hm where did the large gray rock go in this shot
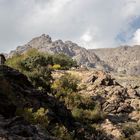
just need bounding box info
[0,115,57,140]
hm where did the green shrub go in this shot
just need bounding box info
[72,107,84,119]
[16,107,49,128]
[6,49,53,91]
[6,54,24,72]
[52,73,106,123]
[49,124,74,140]
[52,53,77,70]
[72,102,106,123]
[59,73,79,91]
[6,50,77,91]
[52,64,61,70]
[122,122,140,138]
[52,73,79,92]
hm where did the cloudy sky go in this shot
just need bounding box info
[0,0,140,53]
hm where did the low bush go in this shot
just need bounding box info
[122,122,140,138]
[52,64,61,70]
[16,107,49,128]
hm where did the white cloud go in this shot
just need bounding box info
[81,31,92,42]
[131,28,140,44]
[0,0,140,52]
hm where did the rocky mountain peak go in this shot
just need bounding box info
[8,34,110,71]
[8,34,140,75]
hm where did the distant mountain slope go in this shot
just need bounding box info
[90,46,140,75]
[8,34,140,75]
[9,34,110,71]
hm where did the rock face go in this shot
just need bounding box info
[0,115,57,140]
[8,34,111,71]
[91,46,140,75]
[78,70,140,139]
[81,71,137,115]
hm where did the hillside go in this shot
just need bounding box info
[1,65,111,140]
[8,34,140,75]
[0,65,76,139]
[53,69,140,139]
[2,44,139,140]
[91,46,140,75]
[8,34,111,71]
[0,64,140,139]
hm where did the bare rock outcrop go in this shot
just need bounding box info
[79,70,140,139]
[0,115,57,140]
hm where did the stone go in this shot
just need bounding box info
[0,116,57,140]
[101,119,123,139]
[130,99,140,110]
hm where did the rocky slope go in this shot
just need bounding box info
[0,65,112,140]
[66,70,140,139]
[9,34,111,71]
[0,65,76,139]
[0,64,139,139]
[91,45,140,75]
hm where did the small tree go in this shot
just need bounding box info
[52,53,77,70]
[6,49,53,92]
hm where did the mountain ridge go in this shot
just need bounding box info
[9,34,111,71]
[91,45,140,75]
[8,34,140,75]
